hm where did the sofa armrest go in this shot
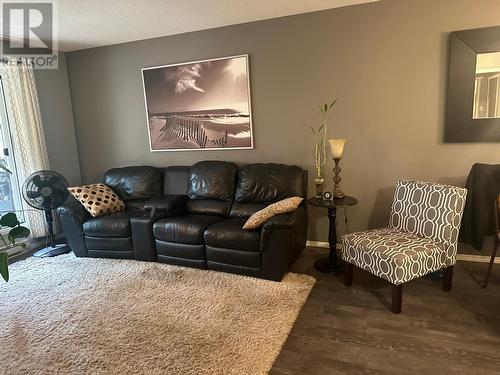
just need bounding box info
[56,198,90,257]
[130,216,157,262]
[57,198,90,226]
[261,209,300,232]
[260,207,307,281]
[144,195,187,218]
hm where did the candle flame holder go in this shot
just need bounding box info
[332,158,345,199]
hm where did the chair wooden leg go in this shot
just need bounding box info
[344,262,353,286]
[391,284,402,314]
[443,265,454,292]
[483,239,499,290]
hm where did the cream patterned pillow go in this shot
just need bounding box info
[243,196,303,230]
[68,183,124,217]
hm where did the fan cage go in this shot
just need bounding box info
[22,170,69,210]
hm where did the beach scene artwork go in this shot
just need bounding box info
[142,55,253,151]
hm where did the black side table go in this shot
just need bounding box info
[308,196,358,274]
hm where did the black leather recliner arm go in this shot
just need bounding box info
[57,198,91,257]
[144,194,188,219]
[130,216,157,262]
[260,206,307,281]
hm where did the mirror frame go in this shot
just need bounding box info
[445,26,500,142]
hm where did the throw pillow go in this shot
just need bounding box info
[68,183,124,217]
[243,196,303,230]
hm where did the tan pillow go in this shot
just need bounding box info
[68,183,124,217]
[243,196,303,230]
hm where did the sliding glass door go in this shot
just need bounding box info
[0,76,24,224]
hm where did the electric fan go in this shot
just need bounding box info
[22,170,71,257]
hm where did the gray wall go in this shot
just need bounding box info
[65,0,500,242]
[35,53,81,185]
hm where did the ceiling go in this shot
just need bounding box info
[8,0,377,52]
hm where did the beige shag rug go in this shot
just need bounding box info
[0,254,314,374]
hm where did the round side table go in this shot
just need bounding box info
[308,196,358,274]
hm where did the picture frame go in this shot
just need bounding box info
[141,54,254,151]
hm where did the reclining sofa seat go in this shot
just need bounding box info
[152,161,308,280]
[204,162,308,279]
[57,161,308,281]
[57,166,166,259]
[152,161,237,269]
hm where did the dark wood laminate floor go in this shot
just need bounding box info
[270,247,500,375]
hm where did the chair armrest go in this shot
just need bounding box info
[144,195,187,218]
[56,198,90,225]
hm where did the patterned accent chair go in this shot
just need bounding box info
[342,180,467,314]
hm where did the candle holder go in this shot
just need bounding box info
[328,139,346,199]
[332,158,345,198]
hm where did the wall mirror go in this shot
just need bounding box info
[445,26,500,142]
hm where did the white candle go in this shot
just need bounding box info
[329,139,346,159]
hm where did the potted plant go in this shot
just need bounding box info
[310,99,337,198]
[0,212,30,282]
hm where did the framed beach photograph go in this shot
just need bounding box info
[141,54,254,151]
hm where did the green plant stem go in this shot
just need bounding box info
[322,113,327,172]
[0,233,9,249]
[311,99,337,179]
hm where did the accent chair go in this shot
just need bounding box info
[341,180,467,314]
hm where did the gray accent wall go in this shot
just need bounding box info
[65,0,500,242]
[35,53,81,185]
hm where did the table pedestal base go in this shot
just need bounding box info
[314,256,344,274]
[307,196,358,276]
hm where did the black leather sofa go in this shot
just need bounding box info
[57,161,308,281]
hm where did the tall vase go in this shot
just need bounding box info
[314,178,324,199]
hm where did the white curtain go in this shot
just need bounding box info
[3,58,50,237]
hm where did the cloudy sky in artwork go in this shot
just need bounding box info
[143,56,249,114]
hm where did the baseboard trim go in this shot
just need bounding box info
[456,254,500,264]
[306,240,331,249]
[306,240,499,264]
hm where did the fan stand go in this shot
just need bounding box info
[33,210,71,258]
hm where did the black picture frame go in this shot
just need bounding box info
[445,26,500,142]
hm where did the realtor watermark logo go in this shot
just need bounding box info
[1,2,58,69]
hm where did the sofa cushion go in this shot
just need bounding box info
[342,228,446,285]
[153,215,225,245]
[68,183,125,217]
[186,200,232,217]
[204,218,261,251]
[243,197,303,229]
[82,211,143,237]
[104,166,162,201]
[163,166,190,195]
[235,163,307,203]
[188,161,238,201]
